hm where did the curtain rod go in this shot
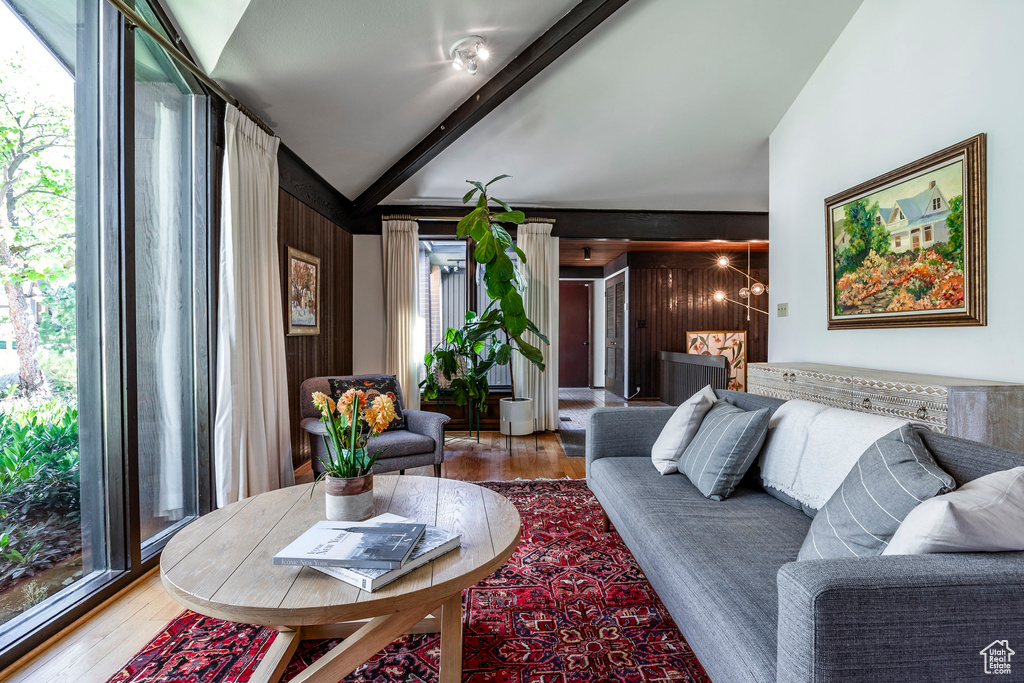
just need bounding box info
[382,215,556,224]
[104,0,275,137]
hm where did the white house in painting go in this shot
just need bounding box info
[876,180,951,253]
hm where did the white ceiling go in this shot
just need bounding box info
[162,0,862,211]
[163,0,580,198]
[386,0,863,210]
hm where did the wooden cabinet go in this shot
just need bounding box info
[748,362,1024,453]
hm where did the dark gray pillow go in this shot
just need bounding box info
[798,424,956,561]
[678,400,771,501]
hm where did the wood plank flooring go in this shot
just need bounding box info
[0,431,581,683]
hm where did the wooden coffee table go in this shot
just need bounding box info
[160,475,521,683]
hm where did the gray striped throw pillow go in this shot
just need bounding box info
[798,424,956,561]
[678,400,771,500]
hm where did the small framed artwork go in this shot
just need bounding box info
[825,134,986,329]
[287,246,320,336]
[687,331,747,392]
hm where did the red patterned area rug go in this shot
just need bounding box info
[107,480,710,683]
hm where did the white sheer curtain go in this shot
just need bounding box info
[382,219,421,410]
[152,102,184,521]
[214,105,293,507]
[513,222,559,431]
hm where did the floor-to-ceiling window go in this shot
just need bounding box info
[0,0,212,666]
[132,0,205,550]
[0,0,98,629]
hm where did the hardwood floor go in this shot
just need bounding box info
[0,431,581,683]
[558,387,666,431]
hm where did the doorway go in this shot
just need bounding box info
[558,281,591,387]
[604,272,626,397]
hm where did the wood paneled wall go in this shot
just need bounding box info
[279,189,353,466]
[624,251,769,399]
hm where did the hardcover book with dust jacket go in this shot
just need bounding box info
[312,513,462,591]
[273,518,426,569]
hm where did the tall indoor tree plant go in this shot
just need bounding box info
[456,176,549,435]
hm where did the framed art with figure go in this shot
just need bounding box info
[287,246,320,336]
[825,134,986,329]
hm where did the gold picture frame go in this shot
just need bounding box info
[825,134,986,329]
[286,246,320,336]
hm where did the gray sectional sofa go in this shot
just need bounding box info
[586,389,1024,683]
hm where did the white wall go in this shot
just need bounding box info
[352,235,386,374]
[769,0,1024,382]
[592,281,606,387]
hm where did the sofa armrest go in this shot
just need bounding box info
[403,410,451,465]
[776,552,1024,682]
[585,406,676,478]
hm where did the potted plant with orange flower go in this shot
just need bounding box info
[311,389,398,521]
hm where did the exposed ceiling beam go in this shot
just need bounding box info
[352,0,632,216]
[358,205,769,241]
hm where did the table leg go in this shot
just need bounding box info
[249,627,302,683]
[439,593,464,683]
[288,599,445,683]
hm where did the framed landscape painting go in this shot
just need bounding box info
[687,331,747,392]
[287,246,320,336]
[825,134,986,329]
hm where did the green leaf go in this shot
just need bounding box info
[500,290,525,317]
[462,187,479,204]
[475,235,496,264]
[512,246,526,262]
[490,253,515,282]
[485,174,511,186]
[467,180,486,194]
[491,210,525,225]
[514,336,545,371]
[525,319,550,345]
[494,343,512,365]
[469,218,488,242]
[456,208,484,238]
[492,198,512,212]
[504,311,528,336]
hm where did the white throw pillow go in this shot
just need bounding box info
[884,467,1024,555]
[651,385,717,475]
[759,399,907,509]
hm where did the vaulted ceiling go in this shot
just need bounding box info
[162,0,863,212]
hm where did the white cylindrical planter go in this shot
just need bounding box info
[500,397,534,436]
[325,474,374,521]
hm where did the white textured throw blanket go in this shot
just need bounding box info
[759,399,909,509]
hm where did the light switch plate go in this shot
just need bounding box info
[777,303,789,317]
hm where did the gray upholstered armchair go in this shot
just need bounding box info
[299,374,450,477]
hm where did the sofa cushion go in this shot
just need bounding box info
[798,424,956,561]
[678,400,770,500]
[759,399,908,511]
[590,457,810,683]
[302,417,433,460]
[328,375,406,431]
[885,466,1024,555]
[651,384,717,475]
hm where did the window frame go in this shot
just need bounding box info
[419,231,514,391]
[0,0,216,667]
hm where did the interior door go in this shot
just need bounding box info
[604,273,626,397]
[558,281,591,387]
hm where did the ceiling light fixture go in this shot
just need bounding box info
[450,35,489,75]
[712,243,768,319]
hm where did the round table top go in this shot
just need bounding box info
[160,475,521,626]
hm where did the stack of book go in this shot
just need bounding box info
[273,513,462,592]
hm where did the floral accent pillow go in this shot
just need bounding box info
[328,375,406,432]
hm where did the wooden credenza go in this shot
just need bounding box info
[748,362,1024,453]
